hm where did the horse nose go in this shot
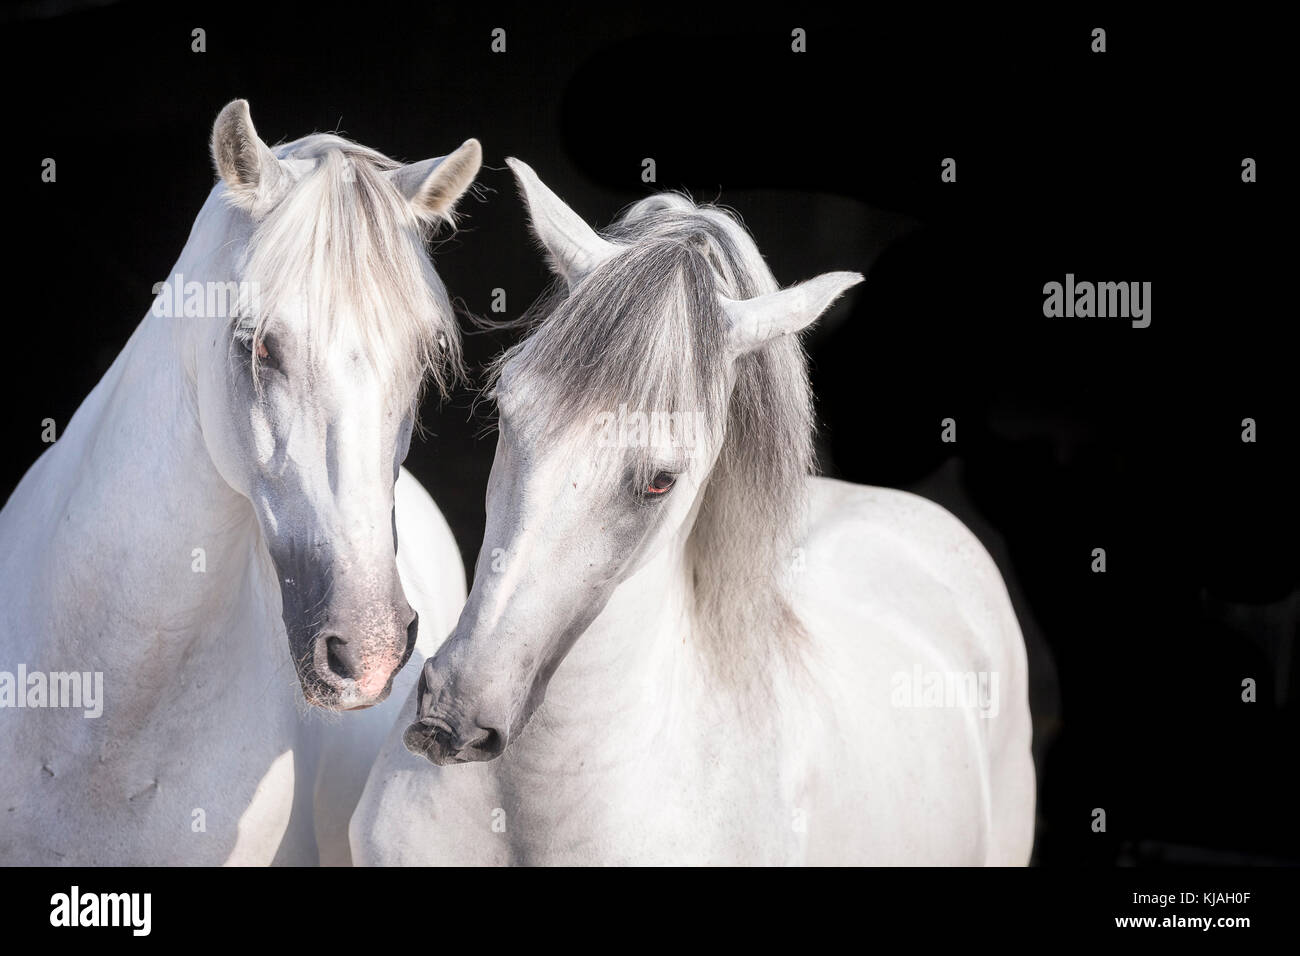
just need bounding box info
[310,601,414,690]
[312,630,391,694]
[315,631,360,685]
[403,715,504,765]
[310,630,403,708]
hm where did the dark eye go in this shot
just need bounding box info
[238,333,278,370]
[644,472,676,497]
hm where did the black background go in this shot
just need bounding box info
[0,1,1293,869]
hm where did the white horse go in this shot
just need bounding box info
[352,161,1036,866]
[0,101,476,865]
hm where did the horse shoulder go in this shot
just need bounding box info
[799,475,1025,678]
[795,476,1034,864]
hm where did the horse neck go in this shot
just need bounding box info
[518,523,771,754]
[549,537,693,702]
[29,215,274,705]
[498,521,801,847]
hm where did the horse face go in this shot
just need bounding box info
[403,157,858,760]
[193,100,479,710]
[403,381,717,763]
[201,314,421,710]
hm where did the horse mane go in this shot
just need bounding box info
[489,193,815,686]
[235,133,463,401]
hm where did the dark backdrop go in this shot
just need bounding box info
[0,2,1292,866]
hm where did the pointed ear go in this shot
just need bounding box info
[389,138,482,225]
[721,271,864,353]
[211,99,286,216]
[505,157,618,287]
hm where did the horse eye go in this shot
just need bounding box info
[239,334,275,368]
[644,472,676,497]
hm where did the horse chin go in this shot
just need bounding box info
[300,675,395,712]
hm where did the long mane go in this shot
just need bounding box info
[490,193,815,685]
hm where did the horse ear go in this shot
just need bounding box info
[505,157,618,287]
[211,99,285,216]
[721,271,864,354]
[389,138,482,225]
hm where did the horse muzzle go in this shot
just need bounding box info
[403,714,505,765]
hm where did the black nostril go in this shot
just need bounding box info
[415,663,429,704]
[469,727,504,757]
[324,634,353,681]
[405,610,419,655]
[402,716,506,764]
